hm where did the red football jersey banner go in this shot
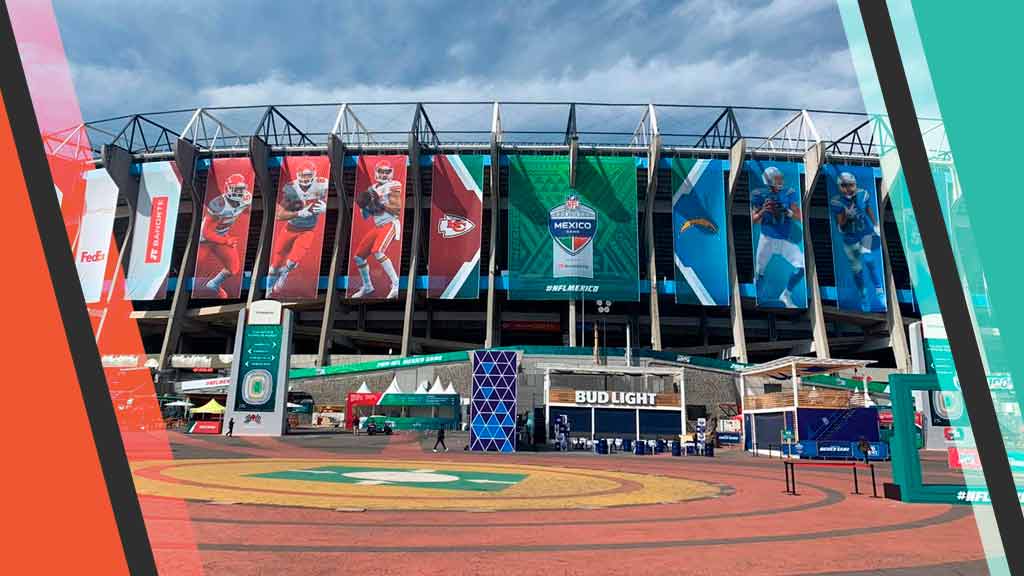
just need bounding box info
[193,158,255,299]
[428,155,484,299]
[346,155,408,300]
[266,156,330,299]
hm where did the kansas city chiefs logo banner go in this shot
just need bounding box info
[428,155,484,299]
[266,155,331,300]
[193,158,255,299]
[124,161,182,301]
[346,156,408,300]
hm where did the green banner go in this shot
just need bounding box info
[235,324,283,412]
[508,155,639,301]
[377,393,460,407]
[289,351,469,380]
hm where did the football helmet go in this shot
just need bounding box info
[762,166,784,190]
[224,173,250,203]
[297,162,317,188]
[375,161,393,184]
[838,172,857,196]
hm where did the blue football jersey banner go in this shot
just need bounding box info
[824,164,887,313]
[747,160,807,309]
[671,158,728,306]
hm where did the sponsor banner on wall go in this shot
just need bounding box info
[193,158,255,299]
[76,169,119,303]
[266,156,330,299]
[346,155,408,300]
[428,155,484,299]
[747,160,807,309]
[508,155,639,301]
[824,164,886,312]
[671,158,728,306]
[125,161,182,300]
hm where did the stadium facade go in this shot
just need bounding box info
[48,102,934,395]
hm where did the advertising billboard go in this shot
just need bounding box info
[265,155,330,299]
[192,158,255,299]
[671,158,728,306]
[124,161,182,300]
[346,155,408,300]
[428,154,484,299]
[508,155,639,301]
[824,164,886,312]
[747,160,807,309]
[76,169,119,303]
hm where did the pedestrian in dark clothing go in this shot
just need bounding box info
[226,418,235,437]
[858,437,871,465]
[433,427,448,452]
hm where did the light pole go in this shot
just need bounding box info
[596,300,611,365]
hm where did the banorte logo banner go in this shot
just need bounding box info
[824,164,887,313]
[671,158,729,306]
[747,159,808,309]
[76,169,119,303]
[266,155,330,299]
[429,154,484,299]
[124,161,182,300]
[193,157,255,299]
[507,155,639,301]
[347,155,408,300]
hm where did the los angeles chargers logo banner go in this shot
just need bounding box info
[824,164,887,313]
[671,158,728,306]
[266,155,331,300]
[346,155,408,300]
[124,161,182,300]
[508,155,639,301]
[193,158,255,299]
[428,155,484,299]
[747,160,807,309]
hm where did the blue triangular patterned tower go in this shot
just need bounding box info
[470,350,518,452]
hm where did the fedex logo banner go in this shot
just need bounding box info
[76,169,119,303]
[125,162,182,300]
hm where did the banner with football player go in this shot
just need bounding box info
[671,158,728,306]
[747,160,807,309]
[508,155,639,301]
[824,164,887,312]
[76,169,120,303]
[428,155,484,299]
[124,161,182,300]
[265,156,330,299]
[193,158,254,299]
[346,155,408,300]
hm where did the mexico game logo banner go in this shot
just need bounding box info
[429,155,484,299]
[508,155,638,301]
[266,156,330,300]
[347,155,408,300]
[124,161,182,300]
[193,158,254,299]
[747,160,807,309]
[76,169,119,303]
[671,158,728,306]
[824,164,886,313]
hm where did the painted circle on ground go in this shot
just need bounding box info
[132,458,720,511]
[342,471,459,483]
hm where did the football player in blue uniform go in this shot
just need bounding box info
[831,171,882,310]
[751,166,804,308]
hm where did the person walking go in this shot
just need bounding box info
[352,416,360,436]
[433,426,448,452]
[226,417,235,437]
[858,436,872,465]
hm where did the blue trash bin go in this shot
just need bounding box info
[686,443,695,455]
[634,441,646,455]
[598,439,608,454]
[656,439,666,454]
[705,444,714,457]
[622,438,633,452]
[671,440,681,457]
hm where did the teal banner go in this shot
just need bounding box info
[234,324,283,412]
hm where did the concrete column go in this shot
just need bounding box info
[791,362,800,442]
[679,368,687,435]
[400,130,423,357]
[802,141,830,358]
[645,136,663,350]
[246,136,277,307]
[878,171,911,372]
[316,135,349,366]
[726,138,748,362]
[158,138,201,374]
[569,299,577,346]
[96,145,140,344]
[484,103,501,349]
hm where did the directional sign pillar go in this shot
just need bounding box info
[224,300,293,436]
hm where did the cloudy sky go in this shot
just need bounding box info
[52,0,867,140]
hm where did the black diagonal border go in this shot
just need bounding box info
[0,3,157,575]
[859,0,1024,571]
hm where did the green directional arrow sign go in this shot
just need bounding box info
[235,323,283,412]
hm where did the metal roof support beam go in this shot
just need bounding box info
[316,135,351,366]
[726,137,748,362]
[331,103,376,146]
[696,107,741,149]
[157,137,202,377]
[181,107,247,152]
[485,102,501,348]
[876,120,911,371]
[801,112,830,359]
[567,103,580,345]
[643,104,662,350]
[255,105,317,148]
[401,105,428,356]
[96,144,140,345]
[246,136,278,307]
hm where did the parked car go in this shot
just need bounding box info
[364,415,394,436]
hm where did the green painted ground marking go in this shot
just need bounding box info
[250,466,527,492]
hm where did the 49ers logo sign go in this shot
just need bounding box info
[438,214,475,239]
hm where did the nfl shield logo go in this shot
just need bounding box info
[549,194,597,255]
